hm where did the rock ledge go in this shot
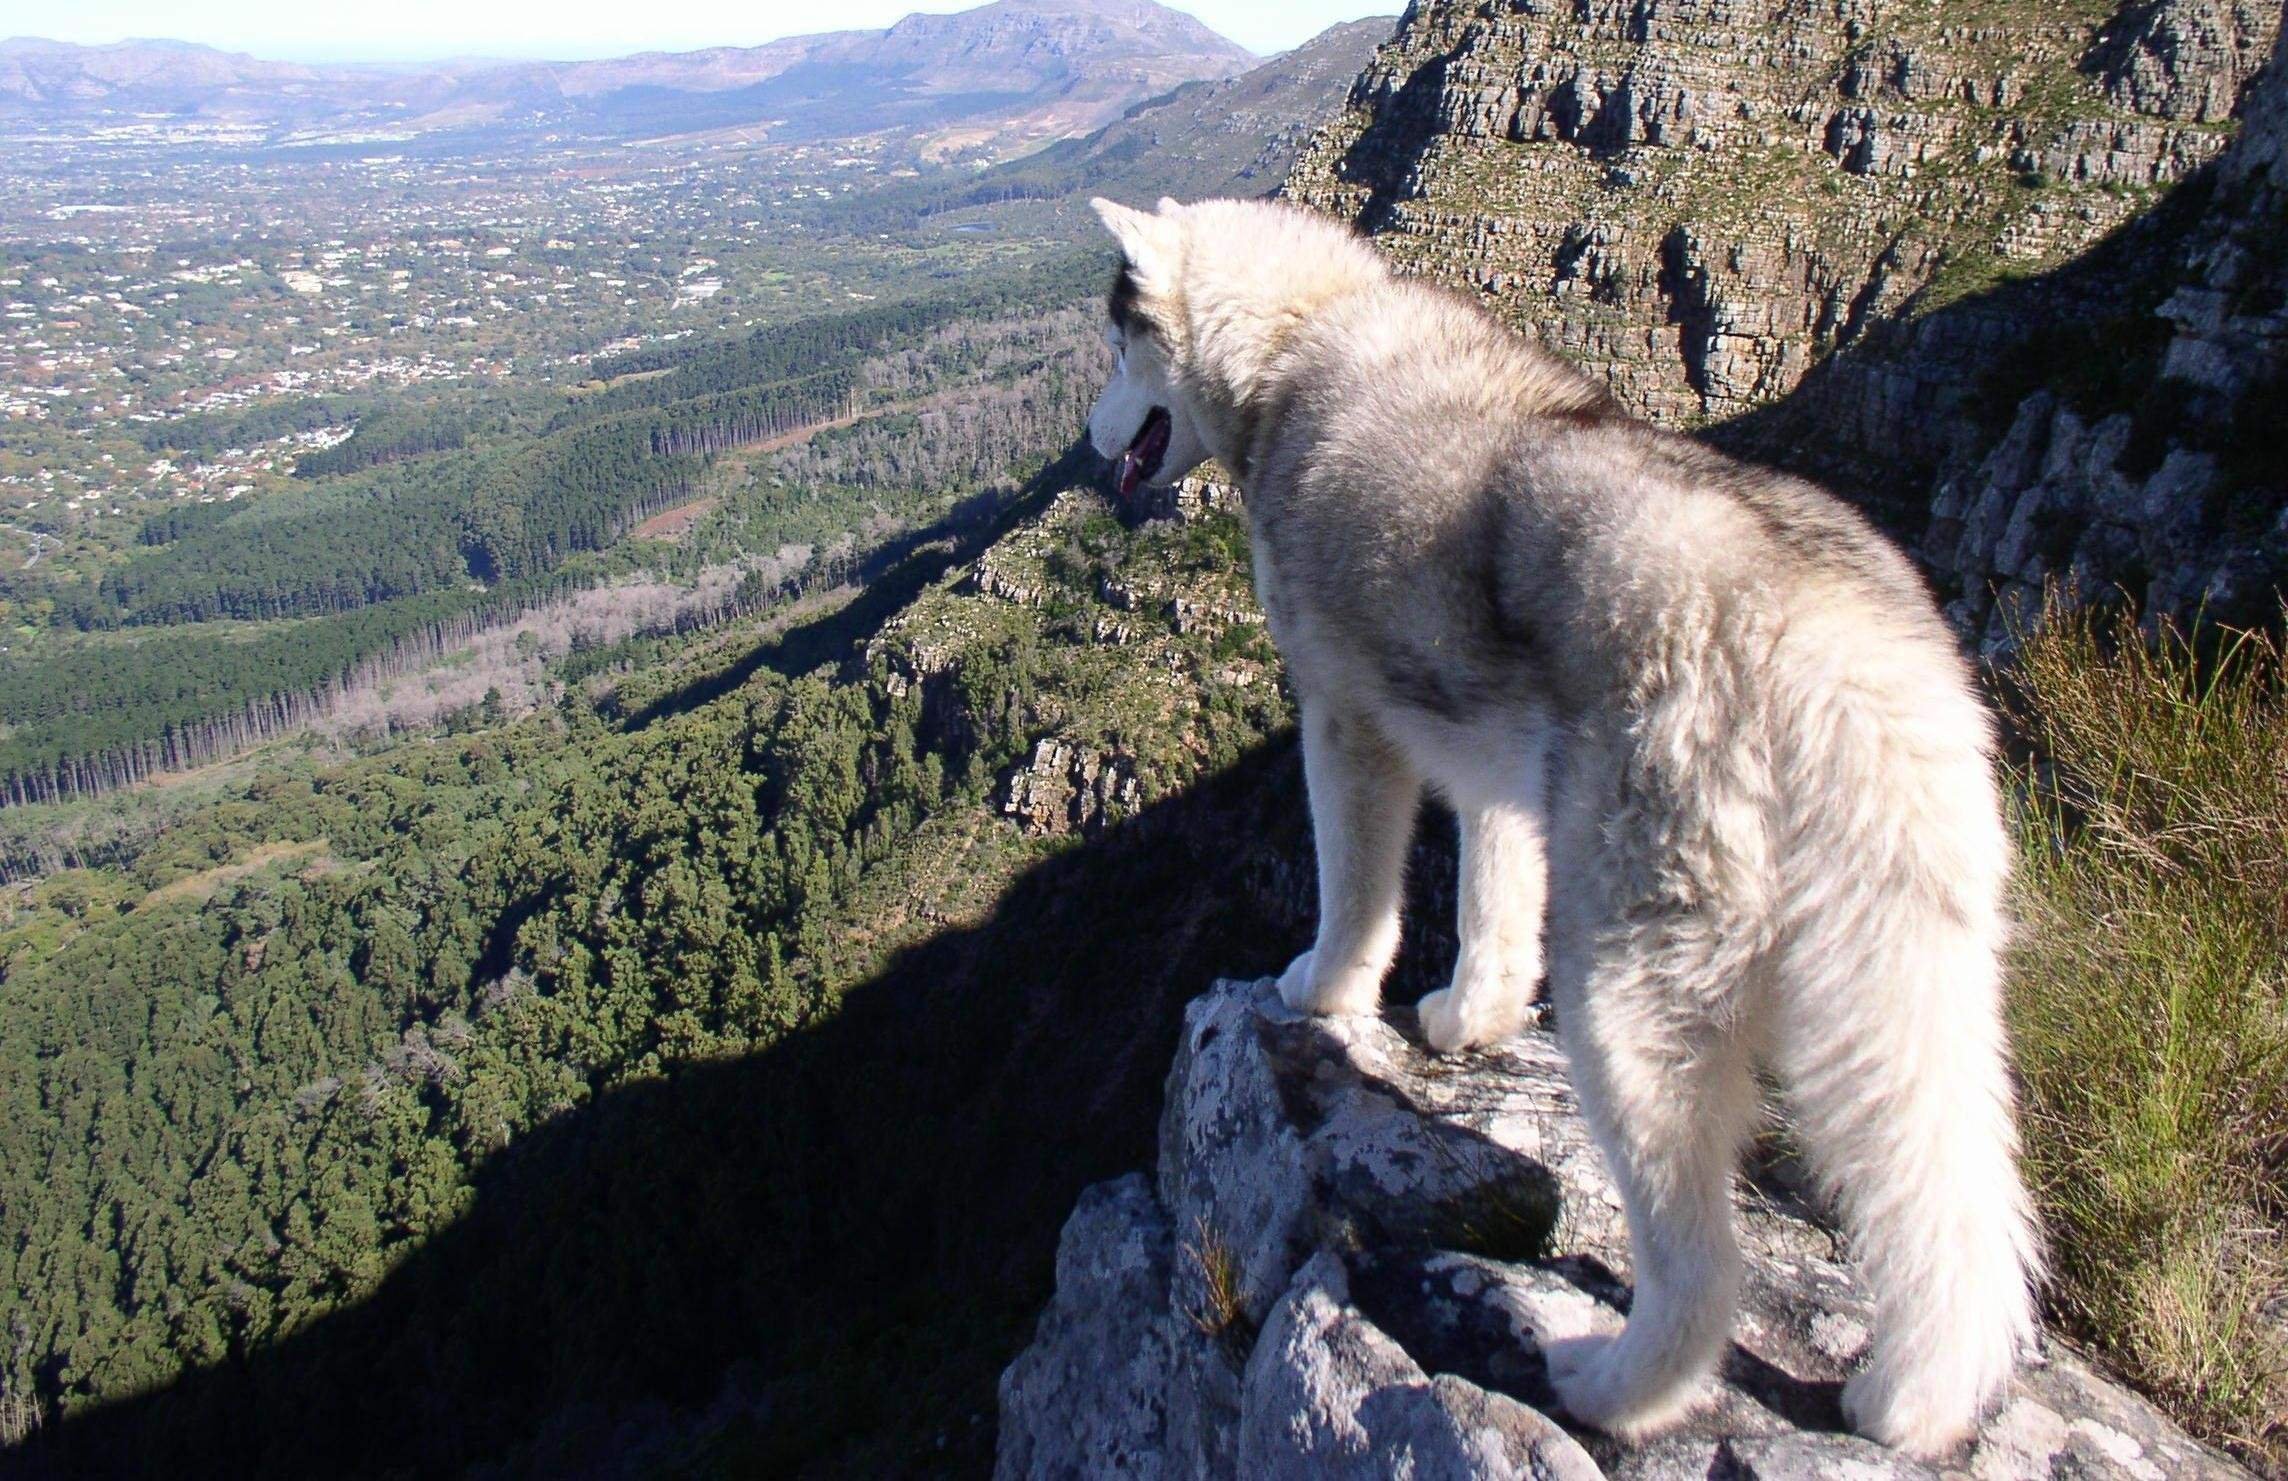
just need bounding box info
[995,978,2247,1479]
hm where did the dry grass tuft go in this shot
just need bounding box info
[2005,602,2288,1468]
[1181,1216,1257,1359]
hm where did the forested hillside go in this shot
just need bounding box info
[0,50,1295,1447]
[2,474,1325,1473]
[0,13,1365,1467]
[0,255,1107,804]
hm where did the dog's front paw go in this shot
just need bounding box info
[1416,983,1529,1054]
[1545,1337,1626,1431]
[1546,1336,1694,1443]
[1276,948,1380,1016]
[1276,949,1318,1010]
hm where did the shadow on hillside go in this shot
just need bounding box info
[1684,163,2273,591]
[21,730,1463,1479]
[621,445,1097,733]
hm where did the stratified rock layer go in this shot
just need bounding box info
[1286,0,2268,422]
[997,979,2248,1480]
[1921,9,2288,645]
[1282,0,2285,641]
[1288,0,2264,422]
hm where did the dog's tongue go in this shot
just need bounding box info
[1116,408,1170,502]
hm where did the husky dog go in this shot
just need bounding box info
[1085,196,2040,1457]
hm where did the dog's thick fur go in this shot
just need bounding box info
[1085,196,2040,1457]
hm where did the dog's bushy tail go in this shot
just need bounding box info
[1766,634,2042,1456]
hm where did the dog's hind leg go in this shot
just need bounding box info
[1279,701,1420,1017]
[1544,914,1759,1440]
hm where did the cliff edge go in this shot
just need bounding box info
[995,979,2248,1479]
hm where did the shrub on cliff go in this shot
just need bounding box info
[2007,603,2287,1468]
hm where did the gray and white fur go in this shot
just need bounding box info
[1084,196,2040,1459]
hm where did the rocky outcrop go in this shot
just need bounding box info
[1923,8,2288,645]
[2085,0,2273,124]
[1000,735,1141,836]
[997,979,2248,1479]
[1286,0,2271,427]
[1137,468,1245,525]
[971,552,1052,608]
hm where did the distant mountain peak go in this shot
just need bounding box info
[0,0,1262,153]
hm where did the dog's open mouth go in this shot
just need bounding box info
[1116,407,1172,501]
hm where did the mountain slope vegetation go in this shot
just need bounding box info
[1,479,1313,1473]
[3,0,2284,1474]
[813,16,1394,232]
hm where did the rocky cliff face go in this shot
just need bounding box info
[997,980,2250,1479]
[1922,9,2288,644]
[1282,0,2285,641]
[1285,0,2270,426]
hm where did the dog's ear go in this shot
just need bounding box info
[1090,196,1178,291]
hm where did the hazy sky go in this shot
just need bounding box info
[0,0,1386,62]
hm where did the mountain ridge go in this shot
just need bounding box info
[809,16,1396,229]
[0,0,1258,154]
